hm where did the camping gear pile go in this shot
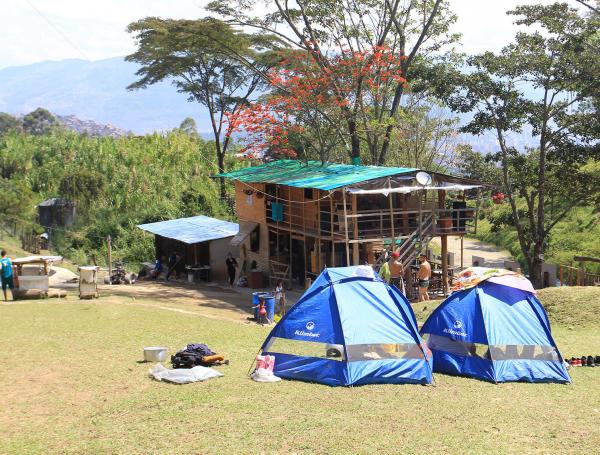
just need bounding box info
[255,266,571,386]
[147,343,228,384]
[171,343,228,369]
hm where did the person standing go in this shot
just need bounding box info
[274,279,286,315]
[225,252,238,287]
[166,252,178,281]
[0,250,14,301]
[388,251,406,295]
[417,254,432,302]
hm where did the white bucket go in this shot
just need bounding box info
[143,346,168,362]
[188,272,194,283]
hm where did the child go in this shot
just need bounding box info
[0,250,14,302]
[253,296,270,325]
[274,279,286,316]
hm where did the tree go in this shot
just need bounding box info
[178,117,198,137]
[438,3,600,287]
[126,17,281,197]
[208,0,458,164]
[227,46,407,162]
[0,113,22,135]
[22,108,57,136]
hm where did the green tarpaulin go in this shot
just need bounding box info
[215,160,417,191]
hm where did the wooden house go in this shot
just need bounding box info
[218,160,483,296]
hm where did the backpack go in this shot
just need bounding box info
[171,343,217,369]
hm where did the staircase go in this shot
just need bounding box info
[373,214,434,272]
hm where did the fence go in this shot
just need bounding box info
[558,264,600,286]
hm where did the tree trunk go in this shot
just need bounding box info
[347,117,361,163]
[529,254,544,289]
[217,151,226,200]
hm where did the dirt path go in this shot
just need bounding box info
[431,235,513,268]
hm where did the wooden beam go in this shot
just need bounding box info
[574,256,600,264]
[352,193,359,265]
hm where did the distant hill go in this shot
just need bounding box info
[0,57,210,134]
[55,114,128,137]
[0,57,537,151]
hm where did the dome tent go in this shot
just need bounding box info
[259,266,433,386]
[420,268,570,383]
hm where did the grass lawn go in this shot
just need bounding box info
[1,289,600,454]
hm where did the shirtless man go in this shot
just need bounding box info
[388,251,405,294]
[417,254,431,301]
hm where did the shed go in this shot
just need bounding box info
[37,198,76,228]
[137,215,239,282]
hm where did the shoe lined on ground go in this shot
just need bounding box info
[587,356,595,367]
[581,356,588,366]
[595,356,600,365]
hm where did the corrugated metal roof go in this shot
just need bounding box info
[215,160,417,190]
[137,215,239,245]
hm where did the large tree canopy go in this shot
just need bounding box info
[126,17,282,196]
[437,2,600,287]
[208,0,458,164]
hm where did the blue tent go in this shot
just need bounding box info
[420,280,570,383]
[260,266,433,386]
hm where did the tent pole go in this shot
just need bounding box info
[342,187,350,266]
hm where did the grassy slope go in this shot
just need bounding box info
[474,206,600,273]
[1,287,600,454]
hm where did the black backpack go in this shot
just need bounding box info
[171,351,203,369]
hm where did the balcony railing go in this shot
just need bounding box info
[266,202,477,240]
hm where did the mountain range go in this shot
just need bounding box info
[0,57,536,152]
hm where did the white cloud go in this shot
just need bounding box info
[0,0,586,69]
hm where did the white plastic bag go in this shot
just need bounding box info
[251,368,281,382]
[149,364,223,384]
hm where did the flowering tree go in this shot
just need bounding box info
[227,46,407,162]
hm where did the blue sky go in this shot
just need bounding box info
[0,0,584,70]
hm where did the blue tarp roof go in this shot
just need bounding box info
[137,215,239,245]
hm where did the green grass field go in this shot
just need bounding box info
[1,288,599,454]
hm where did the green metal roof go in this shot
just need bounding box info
[215,160,417,191]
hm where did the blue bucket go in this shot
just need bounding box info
[252,292,275,321]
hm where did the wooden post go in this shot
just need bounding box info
[387,178,395,253]
[342,188,350,266]
[559,265,563,286]
[576,267,581,286]
[107,235,113,285]
[330,193,335,267]
[352,194,359,265]
[441,234,449,296]
[474,188,481,234]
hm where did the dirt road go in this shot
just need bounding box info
[431,235,513,268]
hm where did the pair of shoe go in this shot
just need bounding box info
[569,356,600,367]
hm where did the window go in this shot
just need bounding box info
[250,225,260,252]
[304,188,313,199]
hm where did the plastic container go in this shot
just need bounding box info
[252,292,275,321]
[143,346,168,362]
